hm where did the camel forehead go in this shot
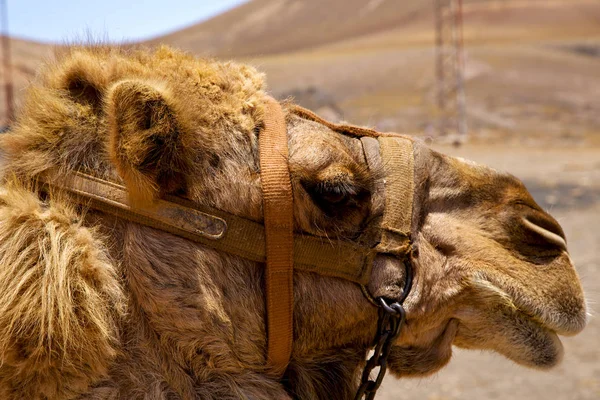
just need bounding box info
[287,115,364,169]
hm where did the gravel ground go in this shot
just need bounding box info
[379,144,600,400]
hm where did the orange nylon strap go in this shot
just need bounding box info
[259,97,294,374]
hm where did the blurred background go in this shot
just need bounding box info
[2,0,599,399]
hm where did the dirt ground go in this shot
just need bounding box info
[379,144,600,400]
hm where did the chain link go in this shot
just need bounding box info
[354,298,406,400]
[354,258,412,400]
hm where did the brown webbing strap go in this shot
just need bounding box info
[43,171,227,239]
[377,137,414,255]
[40,170,374,285]
[259,97,294,374]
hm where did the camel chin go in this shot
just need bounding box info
[387,319,459,378]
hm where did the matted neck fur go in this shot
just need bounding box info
[0,46,587,400]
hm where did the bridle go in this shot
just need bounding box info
[41,97,415,400]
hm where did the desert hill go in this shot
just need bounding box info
[2,0,600,143]
[153,0,600,57]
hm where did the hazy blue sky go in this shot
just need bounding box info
[7,0,246,43]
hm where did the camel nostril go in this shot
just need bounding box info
[521,216,567,252]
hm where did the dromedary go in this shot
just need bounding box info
[0,46,587,400]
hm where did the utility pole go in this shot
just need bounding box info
[434,0,466,143]
[1,0,13,124]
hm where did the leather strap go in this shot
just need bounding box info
[40,171,375,284]
[259,97,294,374]
[290,104,405,139]
[377,137,414,255]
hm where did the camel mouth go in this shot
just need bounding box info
[469,276,587,337]
[454,316,565,369]
[510,297,586,338]
[454,279,568,369]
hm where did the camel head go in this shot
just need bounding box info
[0,46,587,399]
[284,110,587,379]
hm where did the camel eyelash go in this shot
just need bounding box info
[313,180,358,197]
[302,176,371,215]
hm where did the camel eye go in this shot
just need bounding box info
[302,179,359,214]
[300,166,372,218]
[315,183,352,205]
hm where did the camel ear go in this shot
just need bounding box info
[106,80,190,205]
[54,51,107,112]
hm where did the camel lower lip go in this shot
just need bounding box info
[471,276,586,337]
[453,314,565,369]
[511,301,585,337]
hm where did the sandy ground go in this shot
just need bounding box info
[379,144,600,400]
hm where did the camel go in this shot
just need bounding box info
[0,46,587,400]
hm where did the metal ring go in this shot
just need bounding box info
[378,297,398,314]
[397,258,413,304]
[390,302,405,316]
[360,284,380,307]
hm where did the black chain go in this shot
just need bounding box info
[354,259,412,400]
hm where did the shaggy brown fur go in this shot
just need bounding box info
[0,182,124,399]
[0,46,587,399]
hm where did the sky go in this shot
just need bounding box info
[7,0,247,43]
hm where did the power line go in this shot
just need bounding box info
[434,0,466,144]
